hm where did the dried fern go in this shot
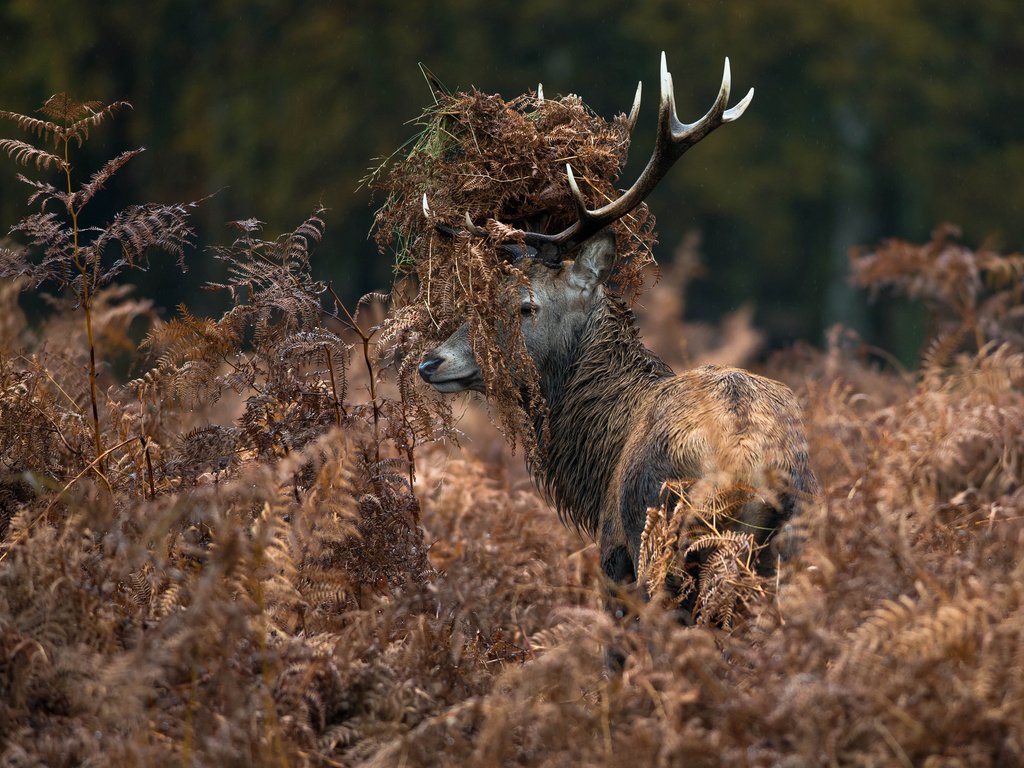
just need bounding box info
[2,87,1024,768]
[2,96,197,481]
[374,85,657,464]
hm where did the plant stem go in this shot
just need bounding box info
[329,284,381,464]
[141,434,156,500]
[63,136,106,478]
[362,334,381,465]
[324,347,345,423]
[398,382,418,504]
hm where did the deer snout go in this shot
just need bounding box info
[418,345,485,393]
[418,353,444,380]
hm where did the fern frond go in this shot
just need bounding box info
[168,425,242,482]
[227,217,265,234]
[17,175,68,210]
[34,96,131,147]
[0,109,62,143]
[352,291,391,325]
[684,529,759,558]
[9,210,72,252]
[37,93,102,123]
[5,212,74,284]
[81,201,197,285]
[0,139,66,171]
[286,209,327,263]
[70,148,145,211]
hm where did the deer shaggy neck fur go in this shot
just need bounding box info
[535,294,672,535]
[533,287,814,579]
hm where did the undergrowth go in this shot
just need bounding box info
[1,93,1022,768]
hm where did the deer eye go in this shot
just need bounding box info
[520,302,537,317]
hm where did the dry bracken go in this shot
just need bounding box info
[0,91,1021,768]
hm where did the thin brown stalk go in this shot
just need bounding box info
[140,434,156,500]
[329,283,381,463]
[324,346,345,423]
[63,134,106,480]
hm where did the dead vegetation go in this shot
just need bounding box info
[372,85,657,463]
[1,91,1022,767]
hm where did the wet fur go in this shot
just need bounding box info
[535,290,815,584]
[422,234,816,590]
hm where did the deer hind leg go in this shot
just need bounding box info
[598,514,636,617]
[734,461,818,573]
[597,515,638,672]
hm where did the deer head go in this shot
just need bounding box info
[418,234,617,392]
[418,53,753,393]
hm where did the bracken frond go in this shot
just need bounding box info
[84,200,198,278]
[0,139,66,171]
[0,109,62,144]
[33,95,131,148]
[70,148,145,211]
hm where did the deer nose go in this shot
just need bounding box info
[418,353,443,381]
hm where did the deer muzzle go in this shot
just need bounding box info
[418,336,486,393]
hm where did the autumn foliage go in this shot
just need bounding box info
[1,94,1022,767]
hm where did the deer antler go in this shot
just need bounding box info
[523,52,753,249]
[423,195,542,262]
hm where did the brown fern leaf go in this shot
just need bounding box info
[6,212,74,284]
[0,139,66,171]
[853,225,1024,354]
[36,95,131,147]
[70,148,145,211]
[84,201,198,277]
[0,109,62,143]
[16,175,68,210]
[168,425,242,483]
[37,93,103,123]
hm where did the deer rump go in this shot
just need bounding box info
[418,53,816,611]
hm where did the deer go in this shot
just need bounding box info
[417,53,816,616]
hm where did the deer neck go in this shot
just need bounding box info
[534,296,673,535]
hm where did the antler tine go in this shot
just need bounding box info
[464,212,488,237]
[666,55,753,150]
[523,53,753,250]
[627,81,642,133]
[422,195,472,240]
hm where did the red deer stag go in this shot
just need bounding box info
[418,54,816,610]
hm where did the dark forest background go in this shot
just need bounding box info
[2,0,1022,360]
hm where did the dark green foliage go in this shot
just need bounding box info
[4,1,1022,346]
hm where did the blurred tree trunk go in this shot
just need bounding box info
[825,100,873,337]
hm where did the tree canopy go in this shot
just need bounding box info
[2,0,1021,354]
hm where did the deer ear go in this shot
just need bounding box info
[569,232,617,290]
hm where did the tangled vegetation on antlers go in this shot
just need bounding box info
[371,86,657,461]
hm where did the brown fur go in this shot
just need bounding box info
[420,234,816,588]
